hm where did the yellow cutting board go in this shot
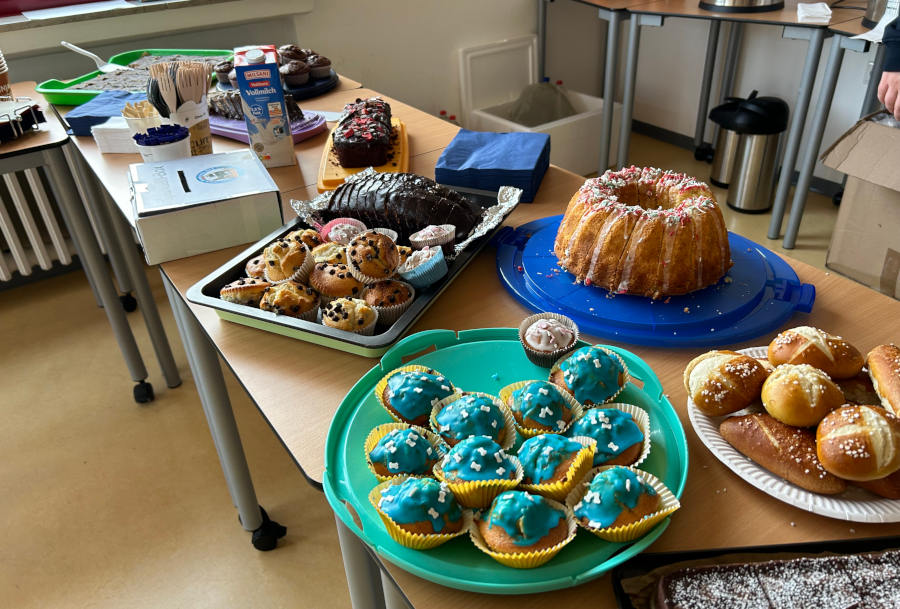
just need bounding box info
[317,118,408,192]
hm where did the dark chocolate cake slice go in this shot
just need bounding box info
[332,97,394,168]
[321,173,482,243]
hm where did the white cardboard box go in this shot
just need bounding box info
[129,150,283,265]
[459,35,621,176]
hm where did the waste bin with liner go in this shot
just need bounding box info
[458,35,621,176]
[709,91,788,213]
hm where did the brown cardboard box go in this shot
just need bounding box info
[821,113,900,300]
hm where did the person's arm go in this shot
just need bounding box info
[879,16,900,119]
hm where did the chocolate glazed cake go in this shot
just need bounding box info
[656,549,900,608]
[333,97,394,167]
[320,173,482,243]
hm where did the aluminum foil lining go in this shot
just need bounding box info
[290,170,523,260]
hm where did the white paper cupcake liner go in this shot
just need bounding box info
[369,281,415,326]
[372,227,399,242]
[263,243,313,285]
[318,302,379,335]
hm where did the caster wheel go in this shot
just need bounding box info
[246,506,287,551]
[694,143,714,163]
[832,190,843,206]
[134,381,154,403]
[120,293,138,313]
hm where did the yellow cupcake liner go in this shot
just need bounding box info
[549,346,630,407]
[518,312,580,368]
[565,465,680,543]
[364,422,447,482]
[433,456,524,509]
[374,365,456,426]
[518,436,596,502]
[573,402,652,469]
[368,477,473,550]
[468,495,577,568]
[430,391,517,450]
[499,380,585,438]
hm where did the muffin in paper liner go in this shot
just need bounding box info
[433,456,524,509]
[368,477,472,550]
[318,301,379,336]
[468,495,577,568]
[518,436,597,502]
[264,242,314,285]
[430,391,517,450]
[346,232,402,285]
[318,217,367,244]
[371,227,399,242]
[498,380,584,438]
[375,365,457,426]
[549,346,630,407]
[364,422,448,482]
[397,246,448,289]
[570,402,652,469]
[409,224,456,253]
[518,313,579,368]
[367,281,415,327]
[564,465,680,543]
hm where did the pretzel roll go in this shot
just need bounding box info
[683,350,769,416]
[761,364,844,427]
[853,469,900,499]
[867,344,900,416]
[816,405,900,481]
[767,326,864,379]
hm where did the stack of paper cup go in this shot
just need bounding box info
[0,50,10,98]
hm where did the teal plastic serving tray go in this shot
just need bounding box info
[36,48,232,106]
[323,328,689,594]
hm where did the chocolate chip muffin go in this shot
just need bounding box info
[245,254,266,279]
[347,231,400,282]
[396,246,413,268]
[309,262,365,302]
[259,281,319,320]
[263,239,312,283]
[284,228,322,251]
[219,277,270,307]
[321,297,378,334]
[311,242,347,265]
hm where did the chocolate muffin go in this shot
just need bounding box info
[213,60,233,86]
[279,60,310,87]
[278,44,308,63]
[306,53,332,78]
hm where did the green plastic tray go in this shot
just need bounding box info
[323,328,689,594]
[36,48,232,106]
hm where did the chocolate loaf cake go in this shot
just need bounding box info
[657,549,900,609]
[332,97,394,167]
[320,173,481,243]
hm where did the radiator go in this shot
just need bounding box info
[0,166,88,281]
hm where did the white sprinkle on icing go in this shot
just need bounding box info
[470,461,482,472]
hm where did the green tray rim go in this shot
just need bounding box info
[36,48,232,106]
[323,327,689,594]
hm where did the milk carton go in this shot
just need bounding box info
[233,45,296,168]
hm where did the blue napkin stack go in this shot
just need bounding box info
[435,130,550,202]
[66,91,148,136]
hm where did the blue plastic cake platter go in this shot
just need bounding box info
[494,215,815,348]
[323,328,688,594]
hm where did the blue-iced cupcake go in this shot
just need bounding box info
[517,433,595,501]
[431,392,514,449]
[550,345,628,406]
[365,423,445,480]
[397,246,448,289]
[436,435,522,508]
[500,380,581,436]
[567,406,648,467]
[377,365,456,426]
[370,476,469,549]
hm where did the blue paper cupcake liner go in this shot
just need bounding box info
[398,248,448,289]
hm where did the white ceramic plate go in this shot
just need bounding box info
[687,346,900,523]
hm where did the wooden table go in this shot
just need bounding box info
[3,82,180,401]
[72,76,900,607]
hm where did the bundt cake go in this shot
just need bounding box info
[554,167,732,299]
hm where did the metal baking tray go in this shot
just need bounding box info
[611,536,900,609]
[186,190,515,357]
